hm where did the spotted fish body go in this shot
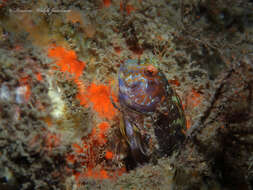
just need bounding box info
[118,59,186,167]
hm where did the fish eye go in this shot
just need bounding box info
[144,65,158,77]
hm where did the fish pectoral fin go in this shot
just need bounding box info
[134,127,148,156]
[123,117,149,164]
[128,129,149,164]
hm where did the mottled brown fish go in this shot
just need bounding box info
[116,59,186,168]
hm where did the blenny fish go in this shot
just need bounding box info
[115,59,186,168]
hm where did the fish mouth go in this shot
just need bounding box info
[118,92,161,113]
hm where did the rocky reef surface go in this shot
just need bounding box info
[0,0,253,189]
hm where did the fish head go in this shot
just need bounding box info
[118,59,167,113]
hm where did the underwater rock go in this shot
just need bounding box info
[116,59,186,168]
